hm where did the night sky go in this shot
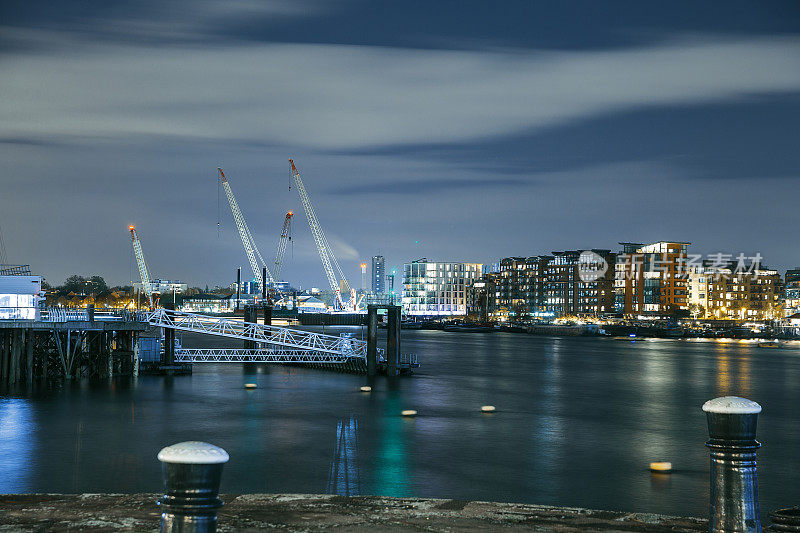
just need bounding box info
[1,1,799,288]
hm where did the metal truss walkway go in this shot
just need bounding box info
[175,349,354,363]
[145,309,381,364]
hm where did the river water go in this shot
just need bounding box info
[2,328,800,519]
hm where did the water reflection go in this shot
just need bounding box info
[373,393,410,497]
[2,334,798,519]
[0,398,34,492]
[326,416,360,496]
[716,353,731,396]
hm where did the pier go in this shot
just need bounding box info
[0,305,419,381]
[0,307,146,384]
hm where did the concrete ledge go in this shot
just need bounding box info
[0,493,706,531]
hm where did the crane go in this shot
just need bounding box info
[289,159,355,311]
[218,166,274,294]
[274,211,293,280]
[129,225,153,308]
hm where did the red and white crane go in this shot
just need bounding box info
[218,166,273,293]
[129,225,153,308]
[289,159,356,311]
[274,211,293,281]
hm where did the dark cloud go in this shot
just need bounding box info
[2,0,799,51]
[328,177,528,196]
[338,92,800,181]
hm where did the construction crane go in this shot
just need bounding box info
[218,167,273,293]
[129,225,153,308]
[289,159,355,311]
[274,211,293,280]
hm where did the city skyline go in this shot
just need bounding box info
[2,1,799,288]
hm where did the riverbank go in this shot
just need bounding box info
[0,493,706,531]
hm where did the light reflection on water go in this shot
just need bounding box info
[1,331,800,520]
[0,398,34,493]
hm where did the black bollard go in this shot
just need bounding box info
[703,396,762,533]
[158,441,229,533]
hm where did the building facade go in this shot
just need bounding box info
[688,261,782,320]
[614,242,690,315]
[371,255,385,293]
[784,268,800,318]
[542,250,616,316]
[485,250,615,319]
[0,274,42,320]
[466,273,498,321]
[494,256,545,317]
[135,279,188,294]
[402,259,482,316]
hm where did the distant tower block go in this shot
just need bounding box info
[338,279,350,294]
[360,263,367,290]
[372,255,385,293]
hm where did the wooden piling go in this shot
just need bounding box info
[367,306,377,377]
[387,306,400,377]
[26,332,33,384]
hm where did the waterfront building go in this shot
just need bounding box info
[466,273,498,321]
[614,241,690,316]
[135,278,188,294]
[542,250,616,316]
[485,251,615,320]
[401,259,482,316]
[297,295,327,313]
[687,261,782,320]
[0,272,42,320]
[492,257,545,318]
[180,295,233,314]
[371,255,385,293]
[784,268,800,318]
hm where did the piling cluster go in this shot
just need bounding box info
[0,306,143,384]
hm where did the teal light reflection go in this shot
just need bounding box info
[372,393,410,496]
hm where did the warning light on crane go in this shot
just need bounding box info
[129,225,153,308]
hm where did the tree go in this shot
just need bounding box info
[511,302,528,322]
[59,275,108,296]
[62,275,87,294]
[689,303,705,319]
[88,276,108,294]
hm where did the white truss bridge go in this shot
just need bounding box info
[174,349,355,363]
[144,309,383,364]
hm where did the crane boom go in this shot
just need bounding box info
[289,159,350,310]
[274,211,293,280]
[129,225,153,308]
[218,167,274,292]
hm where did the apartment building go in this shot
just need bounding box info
[402,259,483,316]
[614,241,690,315]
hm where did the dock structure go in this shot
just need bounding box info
[0,307,146,384]
[1,306,418,381]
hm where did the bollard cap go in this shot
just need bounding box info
[702,397,761,446]
[702,396,761,414]
[158,441,230,465]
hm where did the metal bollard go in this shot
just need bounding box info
[703,396,762,533]
[157,441,229,533]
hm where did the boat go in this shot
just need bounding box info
[758,341,780,349]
